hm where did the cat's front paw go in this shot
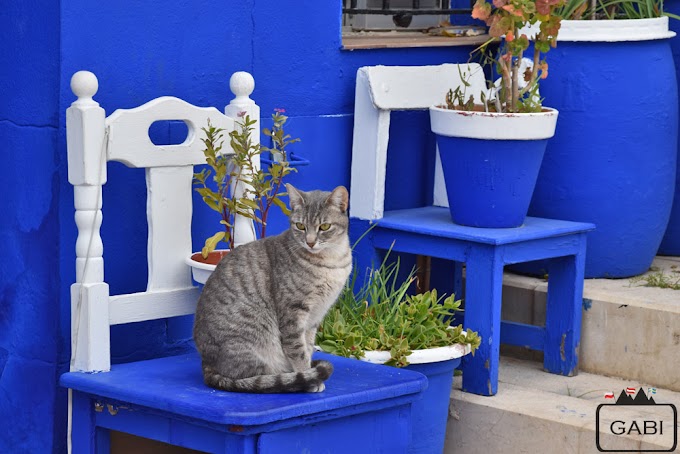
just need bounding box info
[307,381,325,393]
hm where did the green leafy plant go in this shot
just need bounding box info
[453,0,564,113]
[316,254,481,367]
[556,0,673,19]
[192,111,299,257]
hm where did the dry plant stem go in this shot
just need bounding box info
[520,46,541,98]
[229,164,247,249]
[590,0,597,19]
[499,57,512,109]
[258,176,283,239]
[511,47,521,112]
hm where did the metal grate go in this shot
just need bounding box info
[343,0,474,30]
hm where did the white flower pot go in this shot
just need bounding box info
[360,342,471,365]
[185,250,230,284]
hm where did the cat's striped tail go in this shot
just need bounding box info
[203,360,334,393]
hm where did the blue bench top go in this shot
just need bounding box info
[376,207,595,245]
[60,351,427,427]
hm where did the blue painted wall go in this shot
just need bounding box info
[1,1,62,452]
[3,1,476,451]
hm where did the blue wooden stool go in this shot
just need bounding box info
[352,207,595,396]
[61,351,426,453]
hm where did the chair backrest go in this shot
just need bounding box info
[66,70,260,372]
[348,64,488,220]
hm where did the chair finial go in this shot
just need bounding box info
[71,71,99,104]
[229,72,255,101]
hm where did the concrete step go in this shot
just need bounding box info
[445,356,680,453]
[501,256,680,392]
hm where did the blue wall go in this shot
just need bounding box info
[1,1,62,452]
[2,1,476,451]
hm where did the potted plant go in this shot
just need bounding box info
[518,0,678,277]
[186,111,299,284]
[429,0,562,228]
[316,254,481,454]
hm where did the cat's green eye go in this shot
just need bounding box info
[295,222,306,231]
[319,223,331,231]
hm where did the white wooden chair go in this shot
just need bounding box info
[65,70,258,375]
[60,70,427,453]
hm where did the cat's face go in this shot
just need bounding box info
[286,185,349,254]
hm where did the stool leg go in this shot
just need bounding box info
[461,247,504,396]
[544,242,586,376]
[71,392,110,454]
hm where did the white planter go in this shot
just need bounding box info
[185,250,229,284]
[521,16,675,42]
[360,342,471,365]
[429,105,559,140]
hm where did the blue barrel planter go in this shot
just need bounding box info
[660,8,680,256]
[525,18,678,277]
[430,106,558,228]
[360,344,471,453]
[404,358,460,454]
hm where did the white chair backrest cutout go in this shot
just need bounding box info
[66,70,260,372]
[348,64,488,220]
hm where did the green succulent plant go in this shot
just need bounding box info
[316,254,481,368]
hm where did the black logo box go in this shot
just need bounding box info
[596,403,678,452]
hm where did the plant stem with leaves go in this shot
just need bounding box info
[471,0,563,113]
[193,111,300,258]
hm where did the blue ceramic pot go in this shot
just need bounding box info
[430,106,558,228]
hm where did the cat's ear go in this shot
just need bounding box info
[325,186,349,213]
[286,184,305,211]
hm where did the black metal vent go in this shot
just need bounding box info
[343,0,474,30]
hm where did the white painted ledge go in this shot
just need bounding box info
[522,17,675,42]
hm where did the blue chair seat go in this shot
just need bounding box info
[61,351,427,453]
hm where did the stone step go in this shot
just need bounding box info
[501,256,680,392]
[446,356,680,453]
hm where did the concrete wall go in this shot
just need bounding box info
[2,1,476,451]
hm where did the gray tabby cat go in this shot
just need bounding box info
[193,184,352,393]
